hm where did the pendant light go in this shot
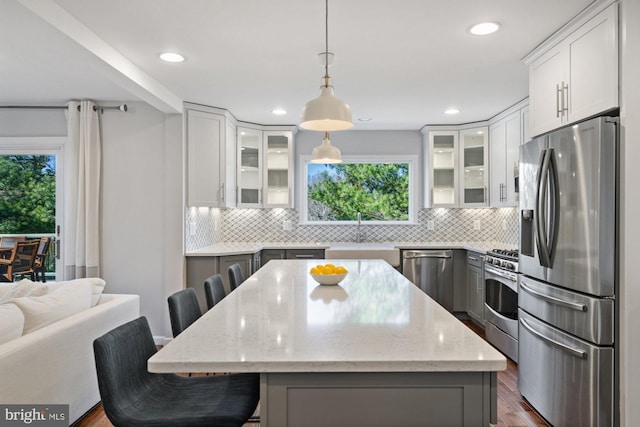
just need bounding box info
[300,0,353,131]
[310,132,342,164]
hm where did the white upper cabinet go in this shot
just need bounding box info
[425,130,459,208]
[526,2,618,137]
[459,127,488,207]
[237,127,294,208]
[489,111,521,207]
[186,107,236,207]
[237,127,263,208]
[263,131,293,208]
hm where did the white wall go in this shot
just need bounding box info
[619,0,640,425]
[100,102,183,340]
[0,108,67,137]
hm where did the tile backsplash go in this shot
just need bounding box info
[186,207,518,251]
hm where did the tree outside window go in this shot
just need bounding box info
[306,160,411,223]
[0,155,56,234]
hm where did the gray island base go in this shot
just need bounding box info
[148,260,505,426]
[262,371,497,427]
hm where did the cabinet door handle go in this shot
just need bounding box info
[221,183,225,202]
[556,83,562,118]
[484,186,487,203]
[259,188,263,204]
[562,82,569,117]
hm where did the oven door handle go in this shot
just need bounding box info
[520,318,588,359]
[484,265,517,281]
[520,282,587,312]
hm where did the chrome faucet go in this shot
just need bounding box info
[355,212,364,243]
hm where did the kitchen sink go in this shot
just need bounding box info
[324,243,400,267]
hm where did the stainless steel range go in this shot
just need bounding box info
[484,249,519,362]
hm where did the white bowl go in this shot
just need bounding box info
[310,272,348,286]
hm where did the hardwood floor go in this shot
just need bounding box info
[73,321,549,427]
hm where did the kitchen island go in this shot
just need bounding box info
[149,259,506,426]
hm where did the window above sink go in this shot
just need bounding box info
[299,155,418,225]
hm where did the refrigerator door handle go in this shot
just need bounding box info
[536,149,553,267]
[520,318,588,359]
[547,149,560,264]
[520,282,588,312]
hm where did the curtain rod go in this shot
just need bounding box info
[0,104,128,112]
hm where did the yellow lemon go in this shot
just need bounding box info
[310,267,321,274]
[322,265,335,275]
[324,263,336,270]
[335,266,347,274]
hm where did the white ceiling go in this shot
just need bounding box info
[1,0,594,130]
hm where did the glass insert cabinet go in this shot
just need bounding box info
[430,131,458,207]
[425,127,488,208]
[237,128,293,208]
[459,127,488,207]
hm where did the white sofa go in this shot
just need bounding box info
[0,292,140,424]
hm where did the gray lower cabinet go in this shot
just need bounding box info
[185,257,218,313]
[261,249,286,266]
[285,249,325,260]
[452,250,468,314]
[261,248,325,267]
[219,254,254,292]
[467,251,485,325]
[186,252,259,311]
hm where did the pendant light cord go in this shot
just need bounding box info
[324,0,329,87]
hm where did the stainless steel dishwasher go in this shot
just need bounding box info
[403,250,453,311]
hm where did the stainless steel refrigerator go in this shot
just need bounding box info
[518,115,617,427]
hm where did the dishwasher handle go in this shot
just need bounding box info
[403,252,452,260]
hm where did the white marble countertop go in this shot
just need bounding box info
[185,241,516,256]
[149,259,506,374]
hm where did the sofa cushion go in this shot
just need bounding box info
[0,279,48,304]
[11,281,92,334]
[0,283,16,300]
[46,278,106,307]
[0,303,25,345]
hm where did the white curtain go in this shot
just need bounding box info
[64,100,101,279]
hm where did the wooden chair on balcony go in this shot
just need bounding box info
[0,240,39,282]
[0,236,25,260]
[33,237,51,282]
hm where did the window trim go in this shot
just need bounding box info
[298,154,418,225]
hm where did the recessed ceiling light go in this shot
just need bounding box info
[469,22,501,36]
[272,108,287,115]
[159,52,185,63]
[445,108,460,115]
